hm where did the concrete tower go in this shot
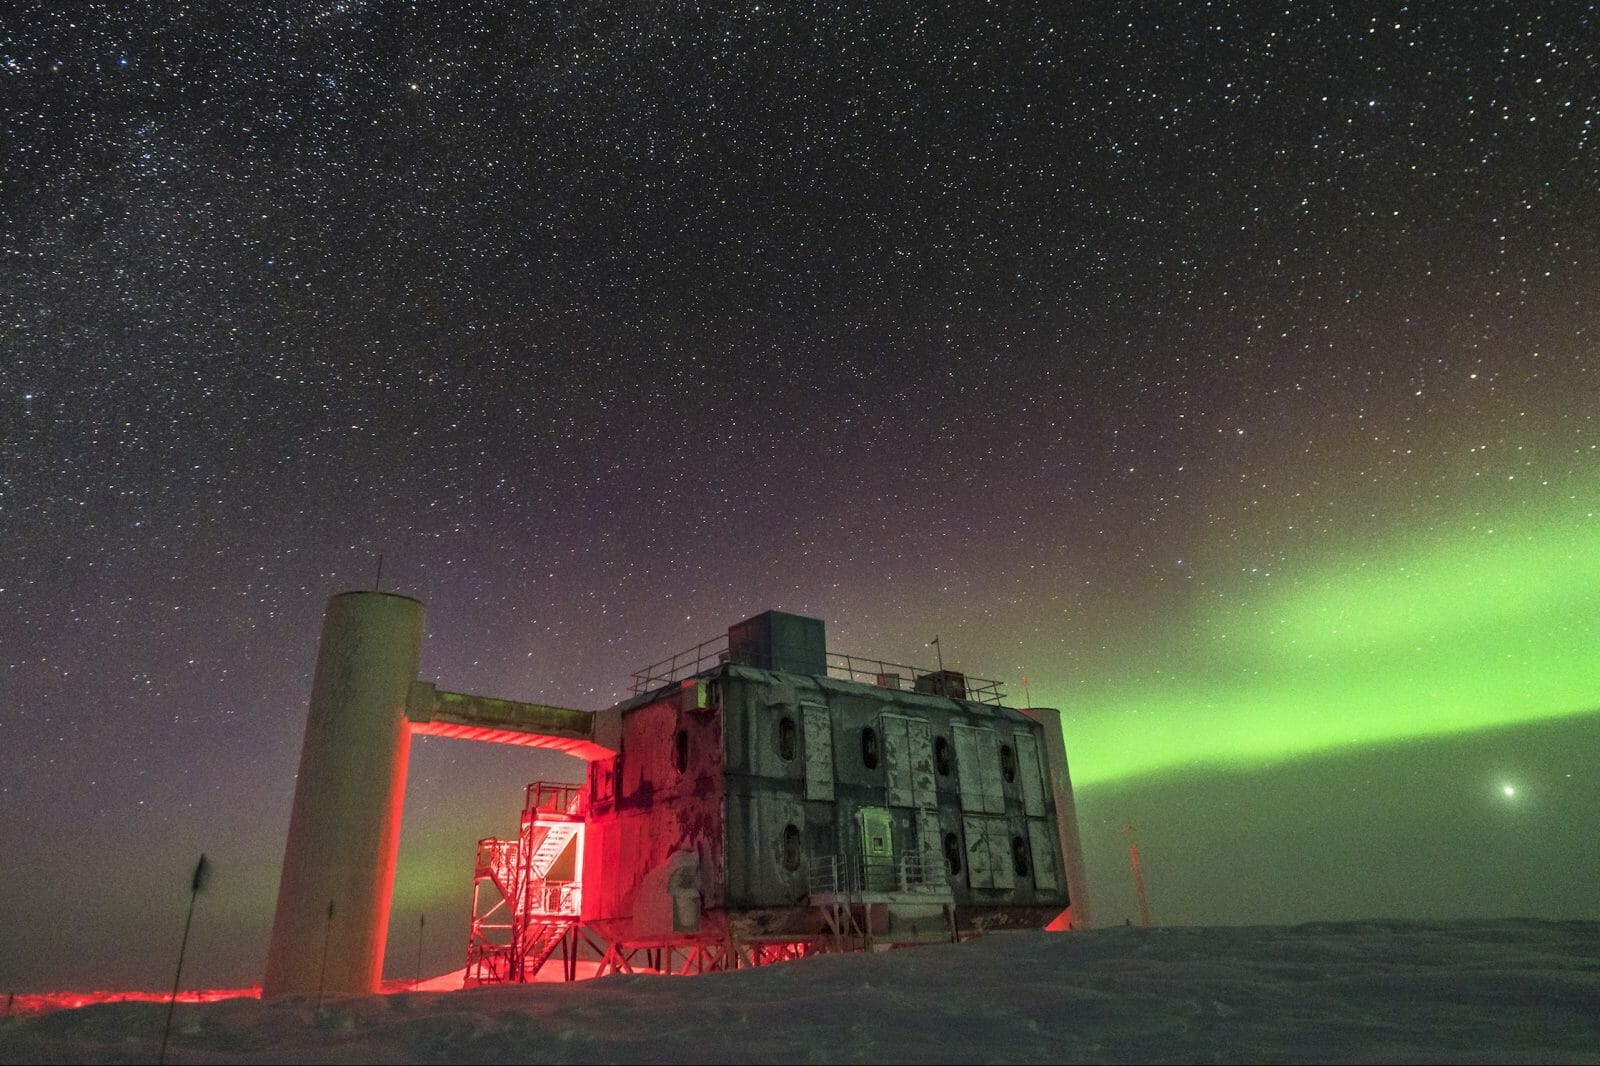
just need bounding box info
[1019,706,1094,929]
[263,591,424,997]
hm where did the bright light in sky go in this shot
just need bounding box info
[1502,785,1517,798]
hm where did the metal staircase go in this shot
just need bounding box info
[465,782,586,986]
[526,822,580,878]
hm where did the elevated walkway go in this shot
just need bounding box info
[407,682,615,760]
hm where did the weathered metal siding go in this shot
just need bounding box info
[801,701,834,801]
[882,714,937,808]
[719,671,825,908]
[581,688,725,933]
[718,666,1068,914]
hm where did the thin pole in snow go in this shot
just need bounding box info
[1122,824,1152,927]
[414,913,426,990]
[159,854,208,1065]
[316,900,334,1012]
[1129,843,1152,927]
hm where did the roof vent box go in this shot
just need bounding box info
[913,670,968,700]
[727,611,827,677]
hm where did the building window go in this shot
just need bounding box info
[776,714,797,761]
[673,729,689,774]
[934,736,953,776]
[1000,743,1017,783]
[1011,835,1031,878]
[860,727,880,769]
[943,832,962,876]
[782,824,803,871]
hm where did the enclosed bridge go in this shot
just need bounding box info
[264,592,1091,996]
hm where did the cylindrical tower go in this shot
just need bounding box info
[263,591,424,997]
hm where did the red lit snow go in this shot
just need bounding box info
[2,920,1597,1064]
[8,962,598,1018]
[5,987,261,1016]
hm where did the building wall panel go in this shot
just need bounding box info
[802,701,834,801]
[581,692,725,929]
[1027,819,1061,892]
[1013,731,1047,817]
[606,665,1076,921]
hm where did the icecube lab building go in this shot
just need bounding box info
[263,592,1090,996]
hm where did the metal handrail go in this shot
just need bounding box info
[808,853,949,896]
[476,838,518,879]
[524,781,585,818]
[806,855,841,895]
[628,637,1008,705]
[529,880,581,916]
[827,653,1007,705]
[629,633,731,694]
[893,852,949,891]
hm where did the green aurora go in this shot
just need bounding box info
[1049,489,1600,789]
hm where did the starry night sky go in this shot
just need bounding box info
[3,2,1597,991]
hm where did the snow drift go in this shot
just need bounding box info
[3,919,1596,1064]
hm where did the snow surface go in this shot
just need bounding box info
[3,920,1597,1064]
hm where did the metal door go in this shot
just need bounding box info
[962,815,1016,891]
[1026,820,1060,891]
[1013,730,1047,817]
[986,818,1015,889]
[882,714,937,808]
[916,809,945,884]
[906,718,936,807]
[962,815,994,888]
[953,722,1005,813]
[802,702,834,801]
[859,806,895,892]
[882,715,914,807]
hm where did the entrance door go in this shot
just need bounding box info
[858,806,895,892]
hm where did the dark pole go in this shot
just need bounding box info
[316,900,334,1012]
[158,854,208,1065]
[414,913,425,990]
[1121,823,1152,927]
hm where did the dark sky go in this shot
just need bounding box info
[2,2,1597,991]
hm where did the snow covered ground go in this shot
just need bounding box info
[3,919,1596,1064]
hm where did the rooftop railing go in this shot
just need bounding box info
[629,634,1007,705]
[628,633,731,694]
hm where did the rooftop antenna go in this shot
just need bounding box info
[928,635,944,673]
[1022,674,1033,706]
[373,552,385,592]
